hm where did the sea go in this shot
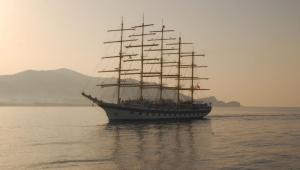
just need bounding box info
[0,106,299,170]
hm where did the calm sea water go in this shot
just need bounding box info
[0,107,299,170]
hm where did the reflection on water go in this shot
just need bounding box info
[103,120,212,170]
[0,107,300,169]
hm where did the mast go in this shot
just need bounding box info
[99,17,210,104]
[117,18,124,104]
[180,52,208,103]
[101,18,136,104]
[148,23,175,101]
[165,38,192,105]
[160,25,164,100]
[140,16,145,100]
[127,15,157,100]
[177,37,181,104]
[191,51,194,103]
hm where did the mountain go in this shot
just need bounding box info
[0,68,97,106]
[0,68,240,107]
[199,96,240,107]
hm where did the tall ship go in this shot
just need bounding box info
[82,16,212,121]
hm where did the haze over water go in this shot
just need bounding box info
[1,0,300,169]
[1,0,300,107]
[0,107,299,170]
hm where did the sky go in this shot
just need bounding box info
[0,0,300,107]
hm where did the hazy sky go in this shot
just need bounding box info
[1,0,300,107]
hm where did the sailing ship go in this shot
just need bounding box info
[82,16,212,121]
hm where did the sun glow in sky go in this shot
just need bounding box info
[1,0,300,107]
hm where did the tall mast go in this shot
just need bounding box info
[117,18,124,104]
[160,25,164,101]
[165,37,192,104]
[177,37,182,104]
[180,52,208,103]
[148,23,175,101]
[191,51,195,103]
[97,17,211,105]
[140,15,145,100]
[100,18,136,104]
[127,15,156,101]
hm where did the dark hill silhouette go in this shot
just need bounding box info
[0,68,240,106]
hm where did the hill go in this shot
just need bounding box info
[0,68,240,107]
